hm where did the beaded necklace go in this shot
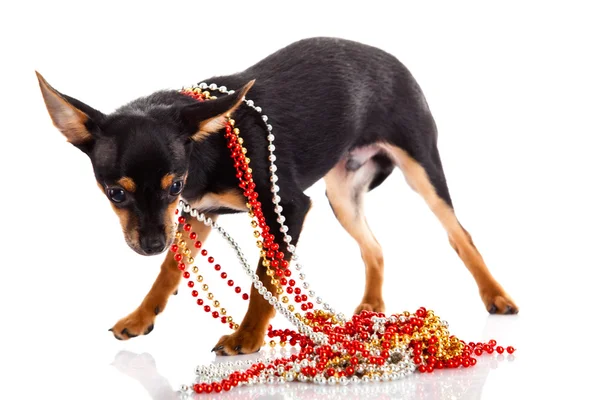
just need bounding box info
[171,83,514,396]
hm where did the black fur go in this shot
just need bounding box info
[49,37,452,257]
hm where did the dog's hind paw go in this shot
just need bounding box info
[481,285,519,315]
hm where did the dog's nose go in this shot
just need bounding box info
[140,234,166,255]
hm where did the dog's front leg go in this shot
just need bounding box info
[213,192,312,355]
[110,213,217,340]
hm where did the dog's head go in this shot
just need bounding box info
[36,72,253,256]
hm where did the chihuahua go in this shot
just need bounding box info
[37,37,517,355]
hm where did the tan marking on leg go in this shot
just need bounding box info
[382,144,518,314]
[117,177,136,192]
[214,195,312,355]
[110,213,218,340]
[324,160,385,314]
[214,259,278,355]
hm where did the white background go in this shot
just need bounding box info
[1,1,599,399]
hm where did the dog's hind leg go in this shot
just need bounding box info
[382,143,518,314]
[324,151,393,314]
[109,213,217,340]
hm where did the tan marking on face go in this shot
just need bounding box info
[191,190,247,212]
[163,198,180,245]
[161,173,175,190]
[110,203,139,248]
[97,182,140,251]
[117,177,136,192]
[191,80,255,141]
[36,71,92,144]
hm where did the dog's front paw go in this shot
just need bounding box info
[480,285,519,315]
[109,306,158,340]
[212,326,266,356]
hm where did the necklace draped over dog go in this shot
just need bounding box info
[171,83,515,396]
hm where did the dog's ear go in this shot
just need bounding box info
[180,80,255,141]
[36,71,105,150]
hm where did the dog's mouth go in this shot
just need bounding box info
[125,224,177,257]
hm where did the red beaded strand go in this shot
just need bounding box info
[169,214,249,330]
[176,86,515,395]
[224,120,316,314]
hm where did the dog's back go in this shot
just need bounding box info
[207,37,434,190]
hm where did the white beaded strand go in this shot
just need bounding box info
[177,83,422,396]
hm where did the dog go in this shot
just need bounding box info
[37,37,518,355]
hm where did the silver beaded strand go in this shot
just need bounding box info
[176,83,418,396]
[196,82,345,321]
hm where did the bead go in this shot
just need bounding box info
[172,97,513,392]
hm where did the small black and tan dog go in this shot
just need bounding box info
[37,37,517,355]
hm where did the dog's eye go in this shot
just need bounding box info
[169,180,183,196]
[107,188,126,203]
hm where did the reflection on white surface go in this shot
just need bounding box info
[112,348,514,400]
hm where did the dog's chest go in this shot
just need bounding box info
[188,190,247,213]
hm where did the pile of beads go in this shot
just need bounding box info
[173,83,514,396]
